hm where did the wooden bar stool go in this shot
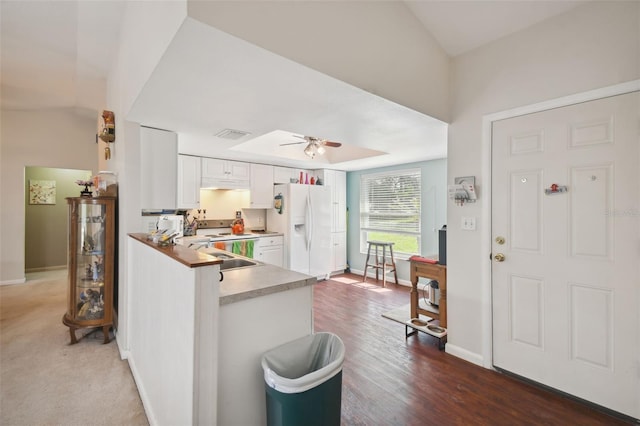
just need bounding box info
[363,241,398,287]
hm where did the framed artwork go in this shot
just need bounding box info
[29,180,56,205]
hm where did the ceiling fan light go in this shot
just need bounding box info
[316,144,326,155]
[304,143,316,158]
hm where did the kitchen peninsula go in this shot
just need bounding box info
[126,234,316,426]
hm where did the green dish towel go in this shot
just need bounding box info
[232,240,254,258]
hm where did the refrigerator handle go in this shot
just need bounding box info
[306,195,312,252]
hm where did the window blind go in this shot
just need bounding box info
[360,169,421,234]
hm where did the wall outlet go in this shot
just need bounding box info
[461,216,476,231]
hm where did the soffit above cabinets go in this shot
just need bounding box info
[127,19,448,171]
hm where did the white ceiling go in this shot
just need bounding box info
[0,0,124,115]
[127,18,448,170]
[1,1,582,170]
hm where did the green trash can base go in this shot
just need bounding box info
[262,332,345,426]
[265,370,342,426]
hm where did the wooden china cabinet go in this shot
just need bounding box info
[62,197,116,344]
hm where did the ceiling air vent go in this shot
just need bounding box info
[215,129,251,140]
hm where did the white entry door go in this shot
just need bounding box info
[491,91,639,418]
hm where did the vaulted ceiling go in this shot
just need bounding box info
[1,1,582,170]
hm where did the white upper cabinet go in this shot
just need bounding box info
[201,158,250,189]
[273,166,296,184]
[249,164,274,208]
[140,127,177,210]
[317,169,347,232]
[273,166,314,184]
[333,170,347,233]
[177,154,201,209]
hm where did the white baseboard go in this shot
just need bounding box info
[25,265,66,273]
[126,353,158,426]
[114,331,129,361]
[1,277,26,286]
[445,343,485,367]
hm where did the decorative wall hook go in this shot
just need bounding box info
[449,176,477,206]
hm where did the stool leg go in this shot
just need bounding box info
[375,244,380,282]
[382,245,387,287]
[363,243,372,282]
[389,245,398,285]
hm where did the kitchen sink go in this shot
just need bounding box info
[214,253,234,260]
[219,258,257,270]
[197,247,259,270]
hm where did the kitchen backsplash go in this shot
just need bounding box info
[188,189,267,229]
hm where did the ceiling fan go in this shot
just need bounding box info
[280,134,342,158]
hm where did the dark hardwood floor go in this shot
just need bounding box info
[313,274,631,426]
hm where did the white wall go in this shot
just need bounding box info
[0,109,99,283]
[187,0,450,123]
[0,0,187,285]
[446,1,639,363]
[24,167,93,271]
[105,0,187,352]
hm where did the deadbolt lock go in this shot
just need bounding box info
[495,236,505,245]
[494,253,505,262]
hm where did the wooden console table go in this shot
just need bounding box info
[409,259,447,328]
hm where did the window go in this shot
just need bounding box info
[360,169,421,258]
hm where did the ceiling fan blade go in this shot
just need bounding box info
[279,141,306,146]
[323,141,342,148]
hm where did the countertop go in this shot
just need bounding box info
[198,246,315,305]
[129,233,222,268]
[176,232,283,246]
[218,263,316,306]
[128,233,315,306]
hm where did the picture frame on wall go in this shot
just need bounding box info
[29,180,56,205]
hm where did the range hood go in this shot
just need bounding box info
[201,177,250,190]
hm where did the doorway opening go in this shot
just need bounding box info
[24,166,92,273]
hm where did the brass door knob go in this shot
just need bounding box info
[494,253,505,262]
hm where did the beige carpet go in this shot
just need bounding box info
[0,270,148,425]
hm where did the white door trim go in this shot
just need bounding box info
[480,79,640,369]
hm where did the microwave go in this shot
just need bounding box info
[141,214,184,237]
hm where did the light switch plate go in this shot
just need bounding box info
[461,216,476,231]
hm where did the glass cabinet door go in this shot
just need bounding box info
[74,203,107,321]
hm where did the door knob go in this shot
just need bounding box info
[494,253,505,262]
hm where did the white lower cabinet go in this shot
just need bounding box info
[254,236,283,267]
[331,231,346,273]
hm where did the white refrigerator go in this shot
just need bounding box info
[267,184,332,278]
